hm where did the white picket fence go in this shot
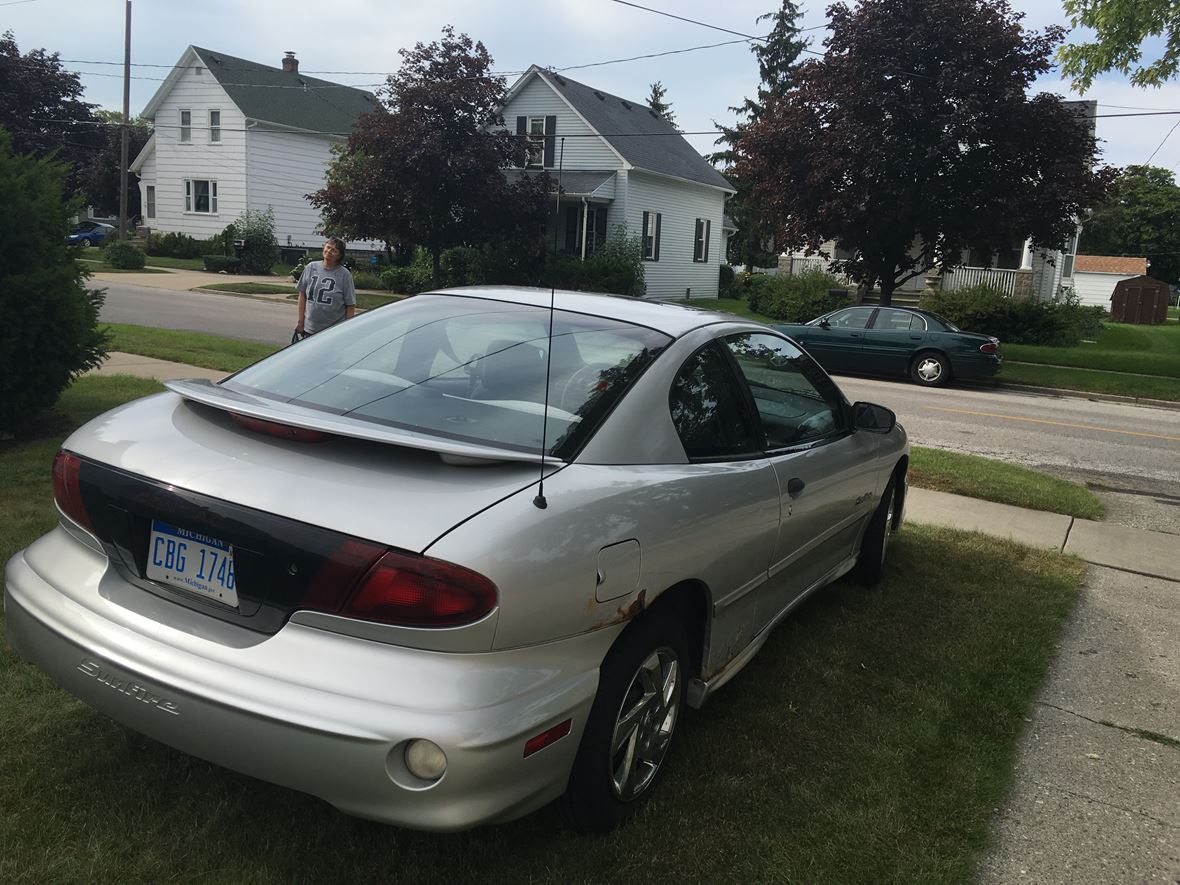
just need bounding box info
[939,266,1021,296]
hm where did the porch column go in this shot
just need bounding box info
[1019,238,1034,270]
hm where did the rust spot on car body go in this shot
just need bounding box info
[589,588,648,630]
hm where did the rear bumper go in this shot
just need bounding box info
[4,527,608,831]
[950,353,1002,379]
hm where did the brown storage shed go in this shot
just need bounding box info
[1110,276,1171,324]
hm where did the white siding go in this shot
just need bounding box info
[502,75,622,171]
[1072,272,1136,310]
[625,171,727,299]
[145,67,246,239]
[245,129,378,250]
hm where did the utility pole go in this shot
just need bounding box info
[118,0,131,240]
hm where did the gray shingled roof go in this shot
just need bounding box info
[192,47,376,134]
[504,169,615,196]
[539,70,733,192]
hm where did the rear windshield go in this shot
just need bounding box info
[923,311,960,331]
[224,294,671,458]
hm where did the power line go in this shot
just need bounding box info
[610,0,769,41]
[1144,118,1180,164]
[0,0,39,6]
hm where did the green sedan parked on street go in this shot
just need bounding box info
[773,306,1001,387]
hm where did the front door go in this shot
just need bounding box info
[800,306,875,372]
[861,308,926,376]
[721,332,880,629]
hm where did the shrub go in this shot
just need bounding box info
[103,240,146,270]
[381,264,433,294]
[719,264,736,296]
[203,254,242,273]
[920,285,1106,346]
[539,226,646,297]
[0,130,108,435]
[144,231,205,259]
[225,208,278,274]
[745,269,853,322]
[351,270,384,291]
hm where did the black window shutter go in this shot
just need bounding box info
[694,219,703,261]
[543,115,557,167]
[654,213,662,261]
[642,211,650,258]
[515,117,527,167]
[704,220,711,262]
[595,207,607,244]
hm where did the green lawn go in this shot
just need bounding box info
[910,446,1103,518]
[999,362,1179,401]
[708,297,777,323]
[199,282,401,311]
[1003,320,1180,378]
[78,258,169,274]
[104,323,279,373]
[1,377,1084,882]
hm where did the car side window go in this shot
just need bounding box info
[826,307,875,329]
[875,309,924,331]
[723,333,848,450]
[669,342,760,460]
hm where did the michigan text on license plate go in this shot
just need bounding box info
[146,520,239,607]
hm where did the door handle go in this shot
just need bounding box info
[910,335,922,340]
[786,477,806,497]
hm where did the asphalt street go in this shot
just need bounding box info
[98,280,1180,531]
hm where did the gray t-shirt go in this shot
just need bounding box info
[298,261,356,333]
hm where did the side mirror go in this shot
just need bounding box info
[818,320,831,330]
[852,401,896,434]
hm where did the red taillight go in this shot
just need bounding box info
[52,451,93,530]
[231,413,332,443]
[980,341,998,354]
[523,719,573,758]
[342,551,498,628]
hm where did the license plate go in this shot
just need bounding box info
[146,520,239,608]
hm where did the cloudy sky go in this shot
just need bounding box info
[7,0,1180,171]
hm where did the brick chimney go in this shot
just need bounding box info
[282,51,298,73]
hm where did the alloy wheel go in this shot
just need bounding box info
[609,647,680,801]
[915,357,943,383]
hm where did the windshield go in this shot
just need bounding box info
[224,294,671,458]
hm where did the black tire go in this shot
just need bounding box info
[853,475,897,585]
[561,612,689,832]
[909,351,951,387]
[80,238,92,248]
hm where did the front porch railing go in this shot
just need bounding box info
[939,266,1021,296]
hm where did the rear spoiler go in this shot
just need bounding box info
[164,379,552,466]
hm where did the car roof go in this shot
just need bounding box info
[427,286,748,338]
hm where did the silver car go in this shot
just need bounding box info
[4,287,908,832]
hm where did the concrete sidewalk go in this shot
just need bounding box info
[85,352,1180,881]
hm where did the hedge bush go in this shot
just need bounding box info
[719,264,736,297]
[227,208,278,274]
[0,130,108,435]
[743,269,853,322]
[203,255,242,273]
[144,231,206,259]
[920,285,1106,346]
[381,263,433,294]
[103,240,146,270]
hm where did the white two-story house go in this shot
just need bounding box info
[501,66,736,299]
[130,46,378,251]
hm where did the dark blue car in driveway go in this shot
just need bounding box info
[67,221,115,248]
[773,306,1001,387]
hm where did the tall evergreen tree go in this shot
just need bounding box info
[646,81,676,126]
[712,2,809,269]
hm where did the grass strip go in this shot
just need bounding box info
[201,282,298,295]
[998,362,1180,402]
[104,323,279,373]
[0,376,1085,884]
[707,297,777,323]
[910,446,1103,519]
[78,259,169,274]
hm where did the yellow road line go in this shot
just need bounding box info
[924,406,1180,443]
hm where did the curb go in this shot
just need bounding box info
[189,286,295,303]
[996,382,1180,412]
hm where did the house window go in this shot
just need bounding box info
[145,185,156,219]
[526,117,545,168]
[693,218,712,262]
[179,109,191,143]
[1062,254,1075,279]
[184,178,217,214]
[209,109,221,143]
[642,211,661,261]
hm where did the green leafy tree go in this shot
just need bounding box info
[0,127,108,435]
[736,0,1113,306]
[0,31,99,194]
[79,110,153,219]
[1079,165,1180,283]
[1059,0,1180,89]
[312,27,548,284]
[646,81,676,126]
[712,1,809,269]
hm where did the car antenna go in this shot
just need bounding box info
[534,136,565,510]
